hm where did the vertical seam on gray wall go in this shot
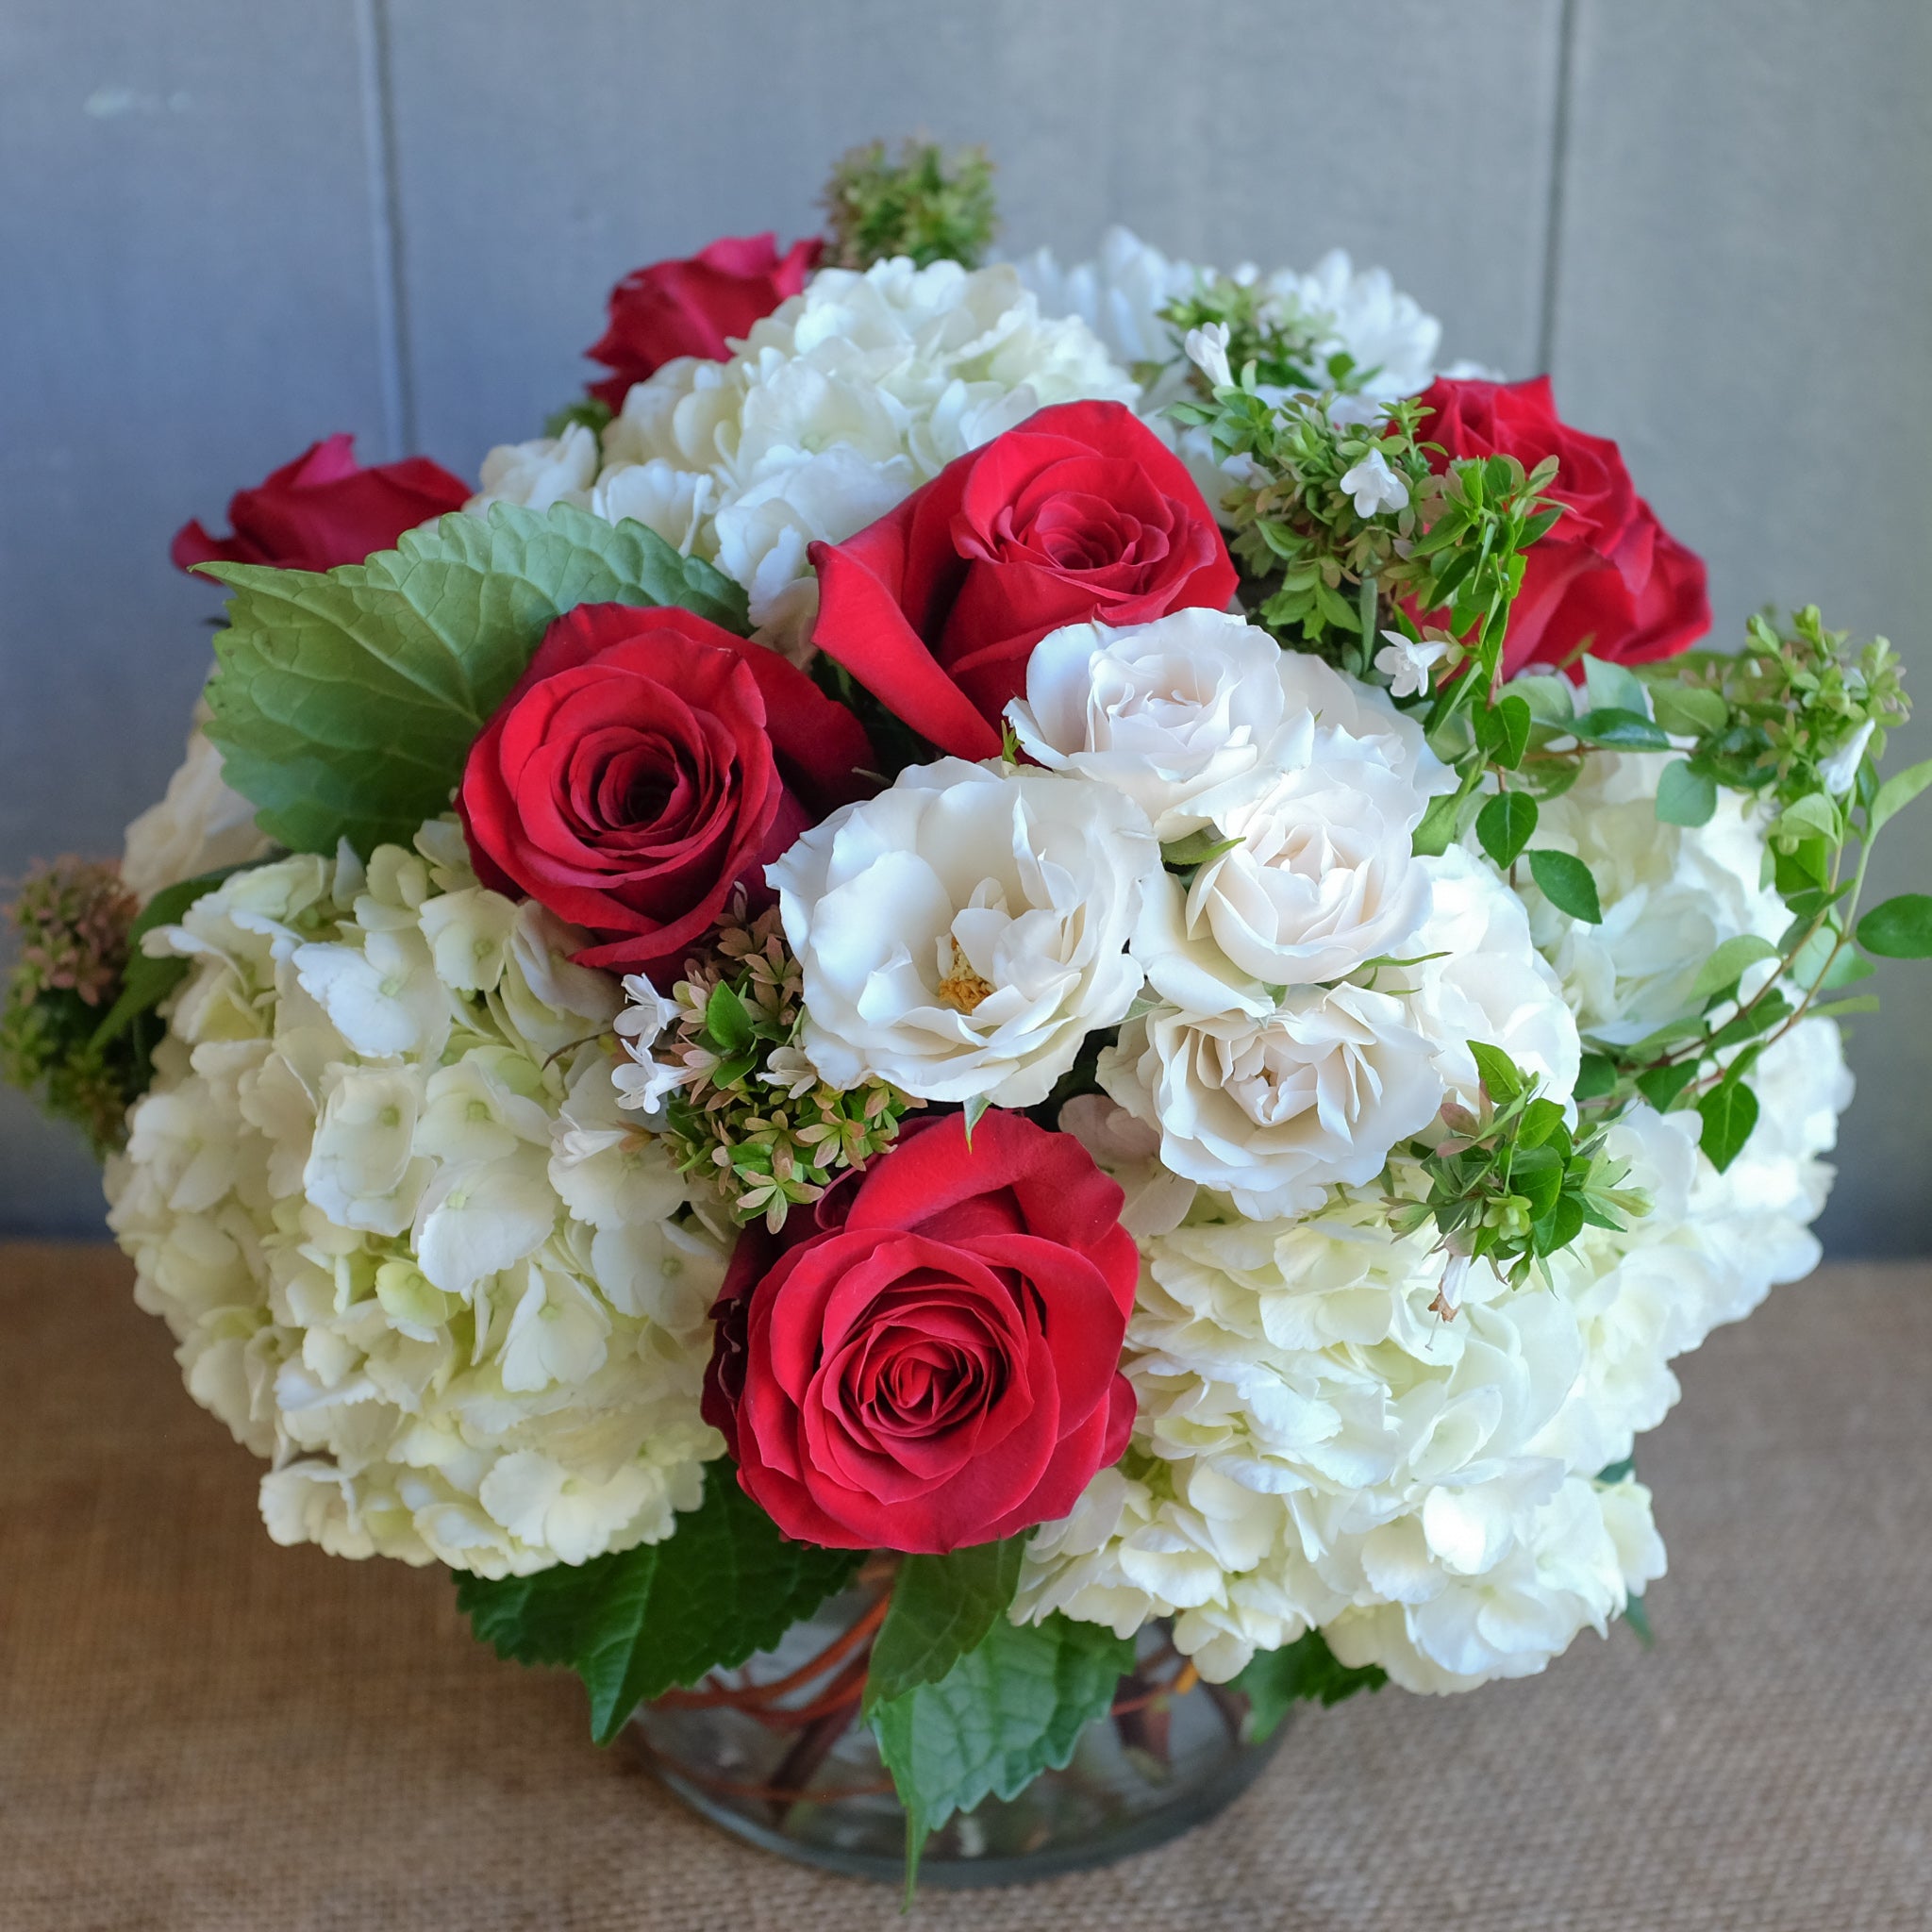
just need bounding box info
[354,0,416,457]
[1536,0,1580,375]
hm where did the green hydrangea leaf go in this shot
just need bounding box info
[870,1611,1134,1884]
[1232,1629,1387,1742]
[863,1536,1029,1716]
[454,1463,859,1746]
[202,503,749,857]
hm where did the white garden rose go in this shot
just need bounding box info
[1007,610,1449,845]
[121,698,274,903]
[1005,610,1290,839]
[1403,845,1582,1108]
[478,257,1138,657]
[770,758,1158,1108]
[105,820,729,1577]
[1132,744,1436,1014]
[1099,981,1443,1219]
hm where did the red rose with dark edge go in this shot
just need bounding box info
[586,233,822,411]
[458,603,872,977]
[171,434,470,575]
[1416,376,1709,677]
[705,1110,1139,1554]
[808,400,1239,759]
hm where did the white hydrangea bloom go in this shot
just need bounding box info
[121,697,274,904]
[472,258,1138,657]
[1021,773,1847,1693]
[105,821,729,1577]
[1518,748,1788,1044]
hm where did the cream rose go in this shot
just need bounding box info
[1100,982,1443,1218]
[771,758,1158,1108]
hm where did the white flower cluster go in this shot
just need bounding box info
[1014,745,1850,1692]
[1014,226,1497,514]
[470,256,1138,656]
[121,697,273,904]
[1013,226,1447,410]
[105,821,728,1576]
[756,608,1557,1190]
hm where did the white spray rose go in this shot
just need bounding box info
[1133,747,1435,1015]
[771,758,1158,1108]
[1100,982,1444,1219]
[1403,846,1582,1108]
[1005,610,1290,839]
[1008,609,1448,849]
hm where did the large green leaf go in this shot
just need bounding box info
[455,1463,858,1746]
[1231,1629,1387,1741]
[870,1611,1134,1878]
[862,1536,1029,1716]
[202,503,749,856]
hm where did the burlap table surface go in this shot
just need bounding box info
[4,1242,1928,1932]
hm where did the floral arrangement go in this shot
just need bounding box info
[13,140,1931,1874]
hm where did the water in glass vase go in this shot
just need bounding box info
[625,1576,1283,1888]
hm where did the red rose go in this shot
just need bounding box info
[707,1110,1139,1554]
[586,233,822,411]
[1417,377,1709,677]
[808,401,1239,759]
[171,434,470,575]
[458,602,872,976]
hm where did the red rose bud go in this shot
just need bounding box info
[587,232,822,412]
[710,1110,1139,1554]
[808,400,1239,759]
[458,603,873,979]
[170,434,471,575]
[1415,376,1709,677]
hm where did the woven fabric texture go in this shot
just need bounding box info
[3,1242,1928,1932]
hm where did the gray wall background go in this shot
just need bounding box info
[4,1,1930,1248]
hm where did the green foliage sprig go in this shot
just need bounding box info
[1557,610,1930,1170]
[821,138,998,271]
[1388,1041,1651,1303]
[646,902,919,1230]
[1149,274,1350,397]
[1169,358,1560,686]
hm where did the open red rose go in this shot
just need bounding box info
[459,603,872,977]
[587,232,821,412]
[706,1110,1139,1554]
[171,434,470,575]
[808,400,1239,759]
[1417,377,1709,677]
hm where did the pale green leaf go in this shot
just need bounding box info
[1869,757,1932,835]
[1690,934,1780,1000]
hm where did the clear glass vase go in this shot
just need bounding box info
[625,1575,1283,1888]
